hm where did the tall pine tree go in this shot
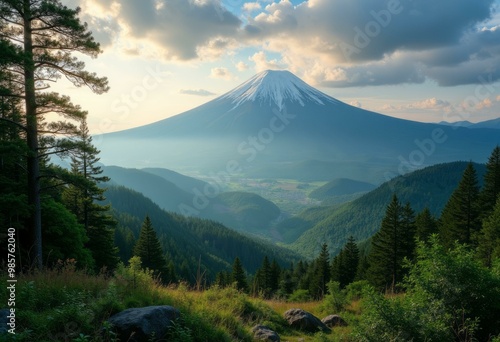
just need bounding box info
[477,197,500,267]
[415,207,438,242]
[134,216,168,283]
[309,243,330,299]
[332,236,359,288]
[0,0,109,267]
[231,257,248,292]
[63,119,119,272]
[439,162,481,249]
[480,146,500,218]
[367,195,415,292]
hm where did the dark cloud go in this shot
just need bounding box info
[92,0,242,60]
[242,0,499,87]
[320,58,426,87]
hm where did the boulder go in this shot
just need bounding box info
[252,325,280,341]
[321,314,348,328]
[283,308,330,333]
[107,305,180,342]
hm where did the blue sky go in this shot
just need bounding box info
[57,0,500,133]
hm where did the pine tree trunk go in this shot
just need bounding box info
[23,0,42,269]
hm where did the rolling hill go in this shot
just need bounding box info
[103,166,282,237]
[309,178,376,200]
[104,185,300,280]
[277,161,487,258]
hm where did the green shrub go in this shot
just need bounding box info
[288,289,311,302]
[345,280,370,302]
[319,281,348,314]
[353,236,500,341]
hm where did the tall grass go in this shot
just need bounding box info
[0,262,357,342]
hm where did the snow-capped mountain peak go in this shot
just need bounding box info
[220,70,338,110]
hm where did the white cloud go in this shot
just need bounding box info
[236,61,249,71]
[249,51,287,72]
[179,88,216,96]
[243,2,262,12]
[210,67,233,80]
[349,100,362,108]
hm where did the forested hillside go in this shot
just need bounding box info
[280,161,487,257]
[103,166,283,237]
[105,186,299,282]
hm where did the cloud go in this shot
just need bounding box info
[210,67,233,80]
[80,0,242,60]
[317,55,426,87]
[236,61,249,71]
[73,0,500,87]
[240,0,500,87]
[243,2,262,12]
[179,88,216,96]
[250,51,287,72]
[382,98,452,112]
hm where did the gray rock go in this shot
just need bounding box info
[107,305,180,342]
[252,325,280,341]
[321,314,348,328]
[283,308,330,333]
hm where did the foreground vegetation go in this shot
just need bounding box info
[2,235,499,342]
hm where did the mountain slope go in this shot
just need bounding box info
[142,167,209,194]
[278,162,487,258]
[102,166,192,213]
[98,70,499,183]
[201,191,281,235]
[105,186,300,280]
[309,178,376,200]
[103,165,282,237]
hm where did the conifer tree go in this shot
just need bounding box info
[331,249,346,286]
[477,197,500,267]
[63,119,119,271]
[231,257,248,292]
[310,243,330,299]
[0,0,109,267]
[0,85,29,235]
[134,216,168,282]
[269,259,281,293]
[415,207,438,242]
[401,202,417,259]
[215,270,229,288]
[480,146,500,218]
[255,255,271,294]
[439,163,481,249]
[367,195,414,292]
[342,236,360,287]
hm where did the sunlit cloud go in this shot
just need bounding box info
[250,51,287,72]
[210,67,234,80]
[179,89,217,96]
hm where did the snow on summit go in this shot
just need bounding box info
[221,70,338,110]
